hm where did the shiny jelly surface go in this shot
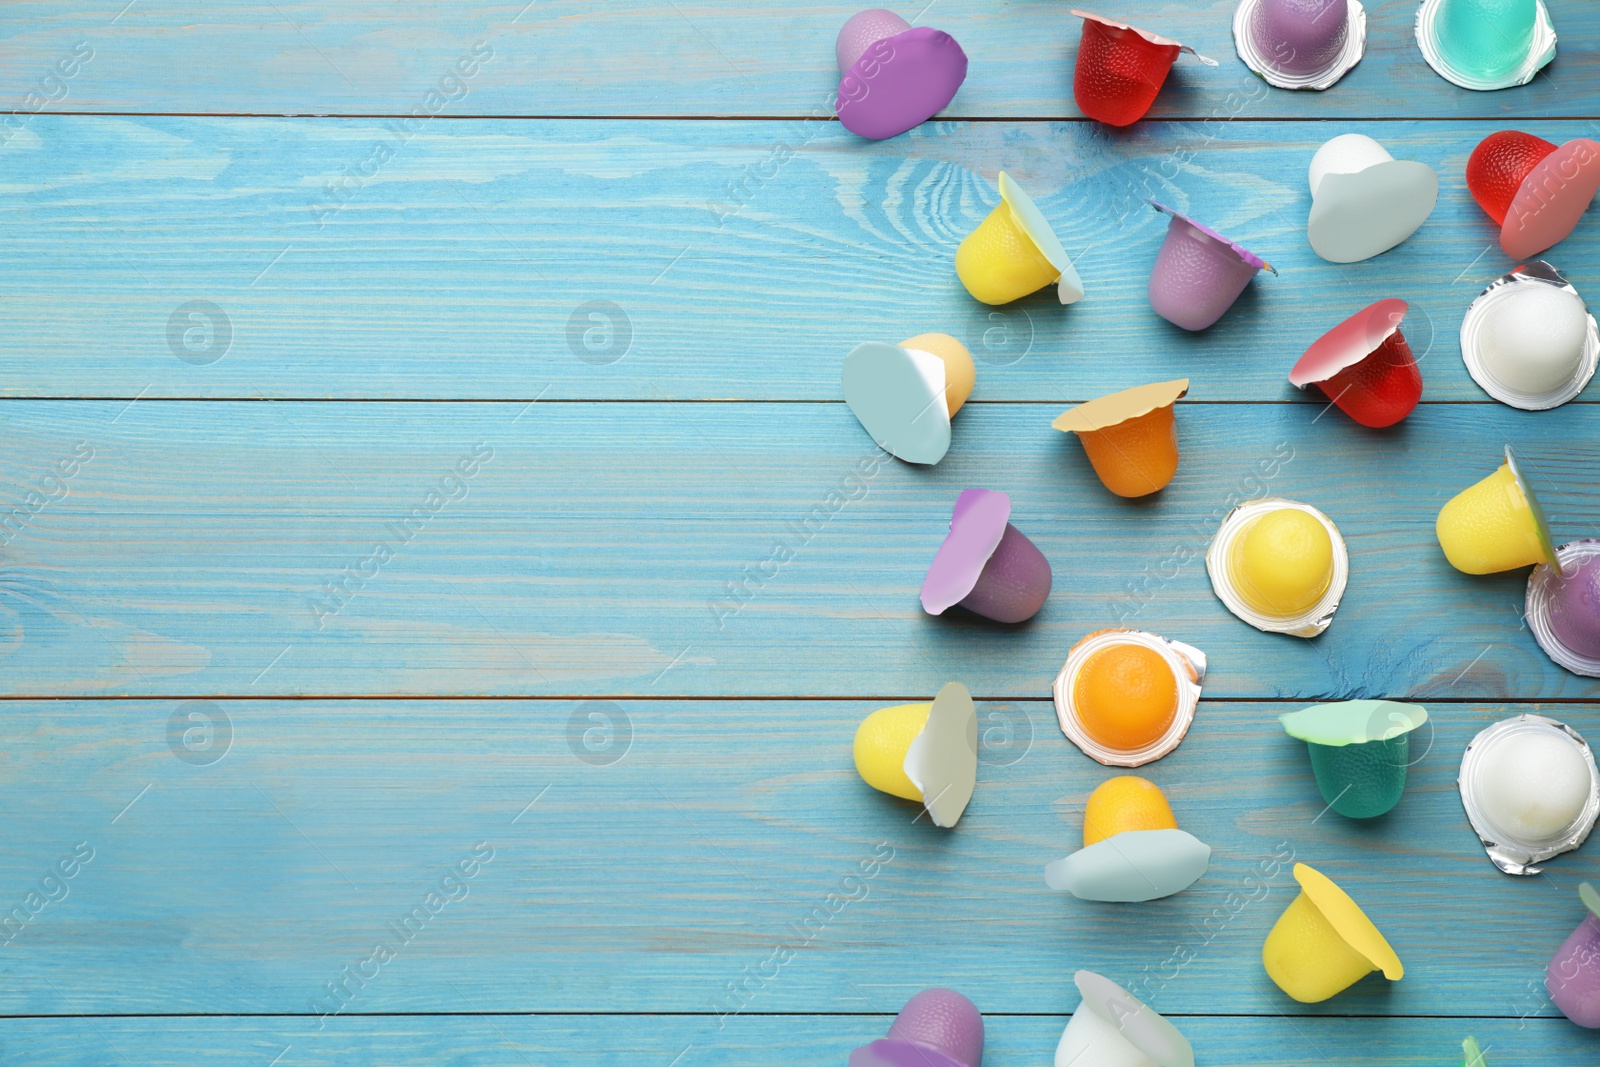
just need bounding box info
[1319,329,1422,428]
[1082,775,1178,845]
[1230,509,1335,617]
[1476,729,1592,841]
[1434,0,1537,82]
[1550,555,1600,660]
[1467,131,1557,225]
[1072,644,1179,752]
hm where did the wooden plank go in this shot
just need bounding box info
[0,1014,1587,1065]
[1,116,1596,401]
[0,1,1594,119]
[0,698,1592,1017]
[3,400,1597,700]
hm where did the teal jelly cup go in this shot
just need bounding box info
[1280,700,1429,819]
[1416,0,1554,91]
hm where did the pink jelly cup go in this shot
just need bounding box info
[850,988,985,1067]
[1147,202,1274,331]
[921,488,1052,624]
[1547,882,1600,1028]
[1289,298,1422,428]
[835,10,968,140]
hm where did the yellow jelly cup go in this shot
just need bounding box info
[1262,863,1403,1003]
[955,172,1084,306]
[1053,379,1188,497]
[852,682,977,828]
[1436,447,1557,575]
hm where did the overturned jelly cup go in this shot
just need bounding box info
[1459,714,1600,875]
[1459,262,1598,412]
[1281,700,1428,819]
[1052,379,1188,497]
[956,172,1084,306]
[1056,970,1194,1067]
[1045,776,1210,902]
[853,682,977,828]
[835,10,968,141]
[1307,134,1438,264]
[1436,446,1556,575]
[1208,499,1349,638]
[1416,0,1555,92]
[843,333,976,465]
[1262,862,1403,1003]
[1527,540,1600,678]
[1234,0,1366,90]
[1467,132,1600,259]
[850,987,985,1067]
[1053,629,1205,768]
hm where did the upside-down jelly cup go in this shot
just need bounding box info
[850,987,985,1067]
[853,682,977,829]
[834,9,968,141]
[1460,262,1598,411]
[1208,499,1349,638]
[1528,540,1600,678]
[1280,700,1429,819]
[1262,863,1404,1003]
[1307,134,1438,264]
[1289,298,1422,427]
[843,333,976,465]
[956,172,1085,306]
[1070,11,1217,127]
[1055,971,1194,1067]
[1053,629,1205,768]
[1467,133,1600,259]
[1233,0,1367,90]
[1147,203,1274,330]
[1052,379,1188,497]
[1435,446,1557,575]
[1044,776,1211,902]
[1459,714,1600,875]
[1416,0,1555,91]
[922,489,1052,624]
[1547,883,1600,1029]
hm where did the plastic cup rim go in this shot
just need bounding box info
[1205,499,1349,638]
[1459,262,1599,411]
[1231,0,1367,91]
[1526,539,1600,678]
[1053,628,1205,767]
[1414,0,1556,91]
[1457,713,1600,875]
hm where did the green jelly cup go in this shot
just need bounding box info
[1461,1036,1487,1067]
[1280,700,1429,819]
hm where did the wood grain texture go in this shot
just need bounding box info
[0,1015,1588,1066]
[1,400,1596,700]
[0,116,1596,401]
[0,698,1592,1018]
[0,0,1593,119]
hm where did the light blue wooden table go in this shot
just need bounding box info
[1,2,1598,1063]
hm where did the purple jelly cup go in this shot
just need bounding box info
[1528,540,1600,678]
[1234,0,1366,90]
[921,489,1052,624]
[835,10,968,141]
[1147,202,1274,331]
[850,988,984,1067]
[1547,882,1600,1028]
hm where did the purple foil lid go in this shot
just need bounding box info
[921,489,1010,615]
[836,26,968,140]
[850,1040,970,1067]
[1150,201,1274,272]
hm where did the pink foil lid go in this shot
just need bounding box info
[1503,138,1600,260]
[836,25,968,141]
[1150,201,1274,273]
[921,489,1010,615]
[1290,298,1408,387]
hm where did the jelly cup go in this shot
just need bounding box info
[956,172,1085,306]
[1233,0,1367,90]
[1053,628,1206,768]
[1044,776,1211,902]
[850,987,984,1067]
[1055,971,1194,1067]
[1262,863,1404,1003]
[1459,262,1598,411]
[1460,1036,1488,1066]
[843,333,977,464]
[1307,134,1438,264]
[1527,539,1600,678]
[1280,700,1429,819]
[1467,133,1600,259]
[1435,446,1557,575]
[835,10,968,141]
[1459,714,1600,875]
[853,682,977,828]
[1146,203,1274,331]
[1547,882,1600,1029]
[1416,0,1555,91]
[1289,298,1422,427]
[1070,11,1218,127]
[1207,499,1349,638]
[1051,379,1189,497]
[921,488,1053,623]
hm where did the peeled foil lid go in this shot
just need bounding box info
[1044,828,1211,902]
[999,172,1085,304]
[1071,10,1219,66]
[1071,970,1195,1067]
[1206,498,1349,638]
[1053,628,1206,767]
[903,681,978,827]
[921,488,1010,615]
[1458,714,1600,875]
[1290,297,1408,388]
[1308,159,1438,264]
[1460,261,1599,411]
[849,1041,969,1067]
[1415,0,1556,91]
[1232,0,1367,90]
[1527,539,1600,678]
[1150,200,1275,273]
[1051,378,1189,434]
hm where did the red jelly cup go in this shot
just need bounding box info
[1071,10,1215,127]
[1467,131,1600,260]
[1289,298,1422,428]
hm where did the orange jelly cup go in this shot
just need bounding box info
[1054,628,1206,767]
[1053,379,1189,497]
